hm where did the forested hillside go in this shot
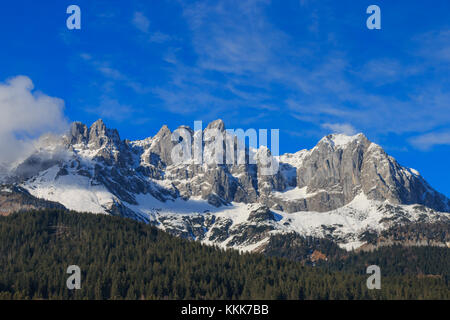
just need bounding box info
[0,210,448,300]
[265,229,450,280]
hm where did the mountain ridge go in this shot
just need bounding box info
[1,119,449,251]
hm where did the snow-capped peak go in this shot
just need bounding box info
[320,133,366,148]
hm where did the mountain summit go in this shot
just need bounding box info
[1,119,449,250]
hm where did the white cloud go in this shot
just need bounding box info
[132,12,150,33]
[0,76,68,166]
[321,123,357,135]
[409,131,450,150]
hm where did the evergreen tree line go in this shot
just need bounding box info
[0,210,448,300]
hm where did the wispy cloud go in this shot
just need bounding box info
[414,30,450,64]
[78,53,152,122]
[167,1,450,145]
[79,53,150,94]
[153,0,300,117]
[321,123,357,135]
[182,0,288,75]
[85,96,134,122]
[132,11,150,33]
[357,59,422,86]
[149,31,172,43]
[410,131,450,150]
[72,1,449,151]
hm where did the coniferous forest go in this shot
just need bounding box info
[0,210,448,300]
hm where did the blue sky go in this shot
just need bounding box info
[0,0,449,196]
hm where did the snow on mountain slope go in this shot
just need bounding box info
[126,189,449,251]
[25,165,116,214]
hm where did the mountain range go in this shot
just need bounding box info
[1,119,449,251]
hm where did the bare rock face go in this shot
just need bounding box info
[360,143,449,211]
[146,119,261,205]
[292,134,368,211]
[66,122,89,145]
[64,119,125,166]
[257,147,286,196]
[88,119,121,150]
[148,125,174,167]
[247,205,276,222]
[298,134,368,200]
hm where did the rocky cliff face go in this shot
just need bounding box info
[1,119,449,251]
